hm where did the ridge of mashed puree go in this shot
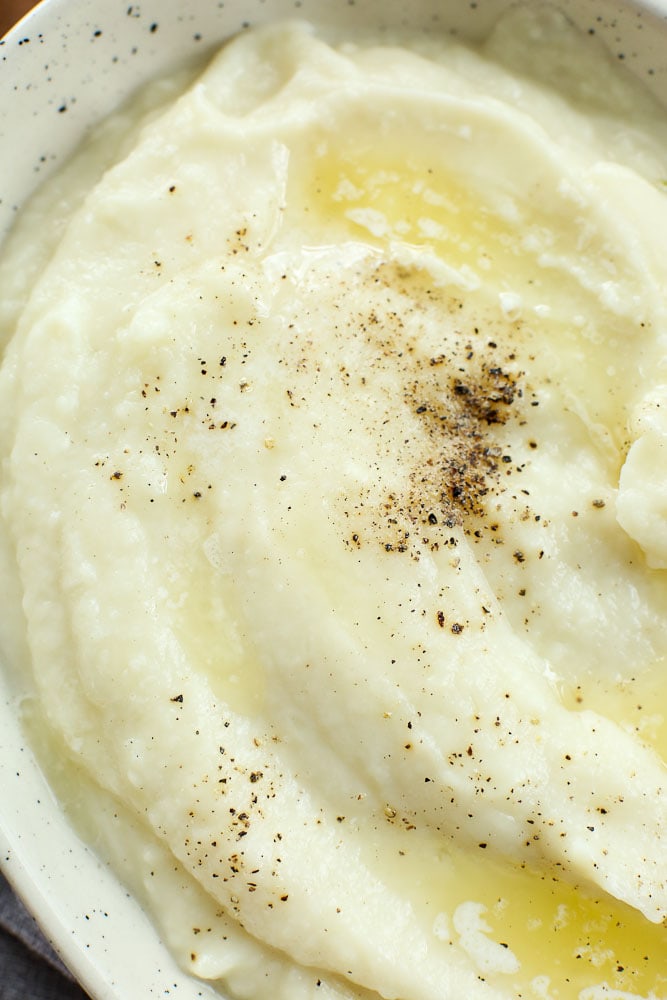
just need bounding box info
[1,6,667,1000]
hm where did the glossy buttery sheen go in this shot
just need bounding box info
[0,8,666,1000]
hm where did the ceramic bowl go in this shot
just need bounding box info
[2,1,667,997]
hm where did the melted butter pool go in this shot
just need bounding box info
[360,820,667,997]
[290,134,650,450]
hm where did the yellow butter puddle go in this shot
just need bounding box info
[291,137,651,440]
[362,820,667,998]
[297,138,603,314]
[561,660,667,764]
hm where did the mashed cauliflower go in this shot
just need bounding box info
[0,7,666,1000]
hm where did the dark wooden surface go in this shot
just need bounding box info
[1,0,39,39]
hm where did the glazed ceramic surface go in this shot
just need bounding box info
[2,1,667,997]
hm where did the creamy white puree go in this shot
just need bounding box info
[1,7,667,999]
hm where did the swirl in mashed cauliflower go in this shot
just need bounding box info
[0,7,666,1000]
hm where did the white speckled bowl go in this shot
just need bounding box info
[2,1,667,997]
